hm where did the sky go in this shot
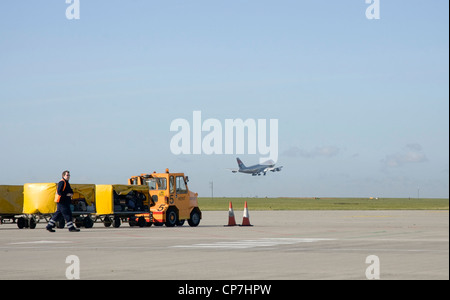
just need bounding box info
[0,0,448,199]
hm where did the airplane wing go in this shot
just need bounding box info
[265,166,283,172]
[227,168,239,173]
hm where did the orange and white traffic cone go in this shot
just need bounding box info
[240,201,253,226]
[225,201,237,226]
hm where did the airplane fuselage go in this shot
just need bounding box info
[239,163,275,175]
[231,157,282,176]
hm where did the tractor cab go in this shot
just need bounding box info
[128,169,201,227]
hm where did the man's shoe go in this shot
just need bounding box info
[68,227,80,232]
[46,227,55,232]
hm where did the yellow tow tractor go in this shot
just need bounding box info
[128,169,201,227]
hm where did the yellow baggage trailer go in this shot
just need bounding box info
[22,183,96,229]
[95,184,153,228]
[0,185,24,227]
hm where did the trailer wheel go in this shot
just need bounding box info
[137,216,146,227]
[113,216,121,228]
[83,217,94,228]
[188,209,201,227]
[75,217,83,228]
[17,217,26,229]
[128,217,137,227]
[176,219,185,226]
[103,216,112,227]
[56,219,65,229]
[165,208,178,227]
[29,218,36,229]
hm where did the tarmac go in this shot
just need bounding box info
[0,210,448,280]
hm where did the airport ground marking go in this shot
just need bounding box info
[171,237,336,250]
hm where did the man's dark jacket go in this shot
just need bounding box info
[57,179,73,203]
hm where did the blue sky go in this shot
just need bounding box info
[0,1,448,198]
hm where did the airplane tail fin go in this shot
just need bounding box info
[236,158,246,169]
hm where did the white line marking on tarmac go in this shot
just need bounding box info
[8,240,72,245]
[171,238,335,249]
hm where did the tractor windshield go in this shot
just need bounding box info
[145,177,167,190]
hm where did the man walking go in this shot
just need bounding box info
[46,170,80,232]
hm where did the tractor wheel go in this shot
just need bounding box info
[188,209,201,227]
[165,208,178,227]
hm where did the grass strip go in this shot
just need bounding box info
[198,197,449,211]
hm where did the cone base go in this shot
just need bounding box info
[239,219,253,227]
[224,222,237,227]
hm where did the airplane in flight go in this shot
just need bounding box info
[229,158,283,176]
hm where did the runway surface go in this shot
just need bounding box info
[0,210,448,280]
